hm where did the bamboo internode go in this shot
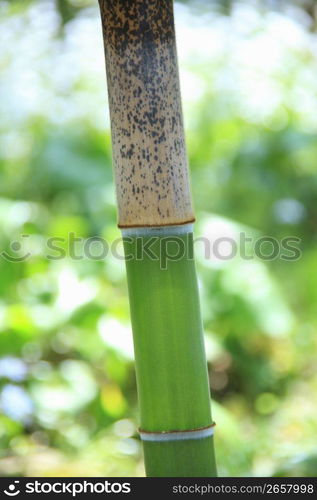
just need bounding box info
[98,0,194,228]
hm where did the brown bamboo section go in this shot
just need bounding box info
[98,0,194,228]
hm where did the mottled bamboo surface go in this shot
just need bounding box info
[99,0,194,228]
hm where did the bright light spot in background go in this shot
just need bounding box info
[113,419,136,438]
[7,201,34,227]
[116,437,140,457]
[198,215,248,269]
[31,360,97,413]
[0,357,27,382]
[273,198,306,224]
[0,384,33,423]
[98,316,134,360]
[56,268,97,313]
[60,360,97,401]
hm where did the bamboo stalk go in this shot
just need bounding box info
[98,0,217,476]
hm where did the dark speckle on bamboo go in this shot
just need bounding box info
[98,0,195,228]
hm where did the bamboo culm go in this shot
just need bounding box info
[98,0,217,476]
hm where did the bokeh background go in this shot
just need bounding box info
[1,0,317,477]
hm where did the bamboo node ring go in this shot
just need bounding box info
[138,423,216,442]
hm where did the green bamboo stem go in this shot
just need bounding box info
[123,229,217,476]
[98,0,217,476]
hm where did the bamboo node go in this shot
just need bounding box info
[139,423,216,442]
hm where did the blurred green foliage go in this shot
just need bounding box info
[0,0,316,477]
